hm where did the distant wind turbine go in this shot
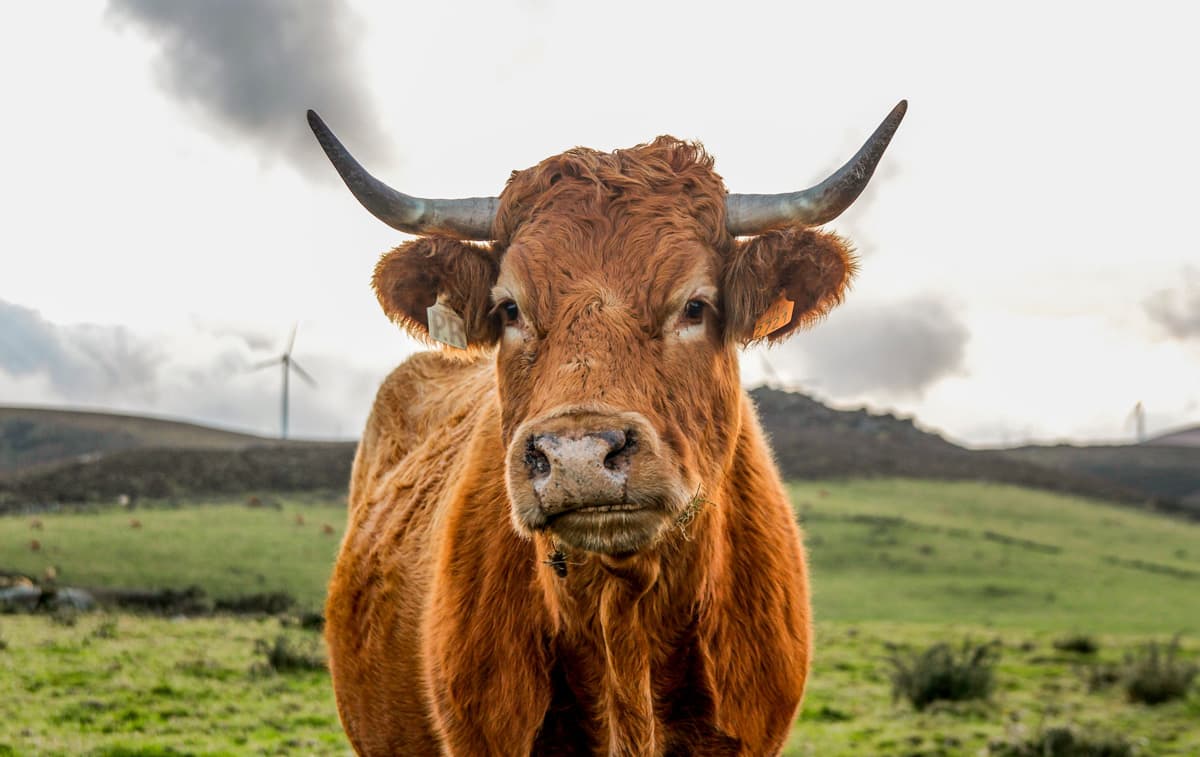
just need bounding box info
[252,323,318,439]
[1126,401,1146,444]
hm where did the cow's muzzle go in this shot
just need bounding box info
[506,409,688,555]
[525,427,634,516]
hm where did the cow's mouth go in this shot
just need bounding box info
[542,504,667,555]
[562,502,644,515]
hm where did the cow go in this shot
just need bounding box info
[310,101,905,756]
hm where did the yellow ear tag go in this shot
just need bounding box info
[426,301,468,349]
[752,297,794,339]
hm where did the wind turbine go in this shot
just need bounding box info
[252,323,317,439]
[1126,401,1146,444]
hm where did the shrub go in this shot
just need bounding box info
[106,586,212,615]
[49,605,79,627]
[1122,635,1197,705]
[298,611,325,632]
[253,634,325,674]
[91,617,118,640]
[214,591,296,615]
[887,639,999,710]
[1085,662,1121,693]
[1053,634,1099,655]
[989,725,1134,756]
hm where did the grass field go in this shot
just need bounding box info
[1,615,1196,756]
[2,479,1199,754]
[0,615,339,756]
[2,497,345,611]
[790,479,1200,633]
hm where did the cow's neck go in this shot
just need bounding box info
[536,457,733,755]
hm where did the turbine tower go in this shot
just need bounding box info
[252,323,317,439]
[1127,401,1146,444]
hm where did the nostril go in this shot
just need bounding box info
[603,428,636,470]
[595,429,627,455]
[525,437,551,478]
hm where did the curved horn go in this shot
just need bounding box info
[725,100,907,236]
[307,110,498,240]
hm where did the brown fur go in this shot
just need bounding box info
[326,136,857,755]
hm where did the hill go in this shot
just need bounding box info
[1001,443,1200,517]
[0,407,290,476]
[0,443,357,511]
[4,392,1199,518]
[1149,424,1200,447]
[748,387,1195,515]
[0,407,355,512]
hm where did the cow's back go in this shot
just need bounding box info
[326,350,495,754]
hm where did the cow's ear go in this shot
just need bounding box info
[722,227,857,344]
[372,237,502,349]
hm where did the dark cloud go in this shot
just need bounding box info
[1145,267,1200,340]
[106,0,385,179]
[778,295,969,399]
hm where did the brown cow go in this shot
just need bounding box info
[311,101,905,755]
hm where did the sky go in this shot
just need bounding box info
[1,1,1198,446]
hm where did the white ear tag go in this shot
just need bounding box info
[426,302,468,349]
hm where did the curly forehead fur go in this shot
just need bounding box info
[492,136,733,254]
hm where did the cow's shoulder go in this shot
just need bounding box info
[351,350,494,502]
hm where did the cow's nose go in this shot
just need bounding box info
[524,429,634,513]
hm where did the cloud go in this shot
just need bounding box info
[106,0,386,179]
[1145,267,1200,340]
[773,295,969,399]
[0,300,160,400]
[188,318,280,353]
[0,300,372,438]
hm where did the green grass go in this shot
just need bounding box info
[0,614,343,756]
[792,479,1200,633]
[1,498,344,611]
[1,615,1195,756]
[784,622,1200,756]
[2,479,1200,753]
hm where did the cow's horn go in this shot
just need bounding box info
[725,100,907,236]
[307,110,498,240]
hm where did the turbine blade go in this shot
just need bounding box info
[249,357,282,371]
[289,359,318,388]
[284,322,298,355]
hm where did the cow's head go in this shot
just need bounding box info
[311,103,904,556]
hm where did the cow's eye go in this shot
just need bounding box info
[683,299,706,323]
[500,300,520,324]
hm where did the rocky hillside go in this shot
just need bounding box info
[749,387,1198,518]
[3,393,1198,518]
[1147,424,1200,447]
